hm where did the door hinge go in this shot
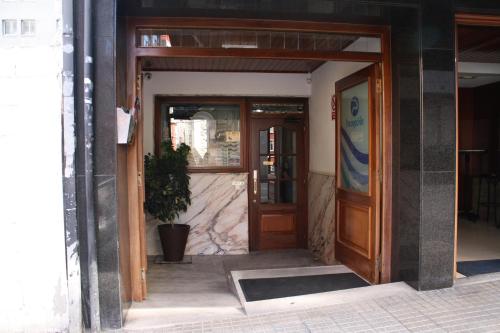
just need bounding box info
[378,168,383,184]
[376,79,382,94]
[141,268,146,281]
[375,256,382,271]
[138,172,142,187]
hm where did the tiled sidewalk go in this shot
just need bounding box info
[124,275,500,333]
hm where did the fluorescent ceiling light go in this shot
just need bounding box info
[221,43,258,49]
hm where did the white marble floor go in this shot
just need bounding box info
[457,218,500,261]
[124,250,326,330]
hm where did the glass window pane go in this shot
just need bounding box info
[270,32,285,49]
[277,127,296,154]
[162,103,241,168]
[284,31,299,50]
[340,81,370,193]
[279,181,296,203]
[2,20,17,36]
[259,130,269,154]
[260,181,277,204]
[251,103,304,115]
[136,27,381,53]
[279,156,296,179]
[260,155,276,180]
[269,127,275,154]
[21,20,35,36]
[260,182,269,203]
[260,181,296,204]
[342,37,381,53]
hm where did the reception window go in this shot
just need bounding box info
[155,98,245,172]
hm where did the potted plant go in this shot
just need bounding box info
[144,140,191,262]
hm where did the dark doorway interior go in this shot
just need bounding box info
[457,24,500,276]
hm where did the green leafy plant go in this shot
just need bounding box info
[144,141,191,225]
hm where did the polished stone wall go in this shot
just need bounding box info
[147,173,249,255]
[93,0,123,329]
[419,0,456,290]
[389,4,421,289]
[308,172,336,264]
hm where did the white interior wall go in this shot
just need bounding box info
[142,71,312,154]
[308,61,372,175]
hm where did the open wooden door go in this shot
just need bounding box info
[335,64,382,284]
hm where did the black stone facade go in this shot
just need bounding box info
[76,0,500,329]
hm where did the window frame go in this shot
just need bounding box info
[154,96,248,173]
[20,19,36,36]
[2,19,18,36]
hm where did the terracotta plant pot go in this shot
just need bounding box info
[158,224,190,262]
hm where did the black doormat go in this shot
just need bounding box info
[238,272,369,302]
[457,259,500,277]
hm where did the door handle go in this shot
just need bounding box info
[253,169,258,195]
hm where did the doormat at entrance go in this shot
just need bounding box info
[239,272,369,302]
[154,255,192,265]
[457,259,500,276]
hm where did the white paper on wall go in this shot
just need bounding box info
[117,107,135,144]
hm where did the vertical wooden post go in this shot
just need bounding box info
[126,18,146,301]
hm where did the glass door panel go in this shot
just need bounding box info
[258,126,297,204]
[339,81,370,193]
[277,127,297,154]
[279,156,296,179]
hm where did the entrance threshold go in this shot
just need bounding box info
[124,250,409,330]
[230,266,411,315]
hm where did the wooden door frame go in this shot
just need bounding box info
[125,17,393,298]
[126,57,147,301]
[453,13,500,280]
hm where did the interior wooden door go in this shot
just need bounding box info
[335,64,382,284]
[249,103,307,251]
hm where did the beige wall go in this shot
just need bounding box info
[308,61,372,175]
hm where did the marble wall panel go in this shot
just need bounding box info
[147,173,249,255]
[308,172,336,264]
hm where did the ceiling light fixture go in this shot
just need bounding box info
[459,75,476,80]
[221,43,258,49]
